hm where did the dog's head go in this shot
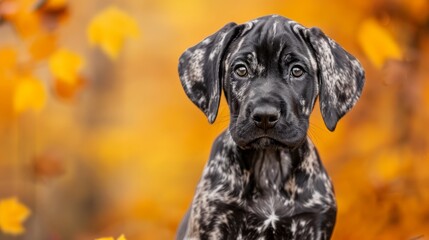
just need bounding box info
[179,15,364,149]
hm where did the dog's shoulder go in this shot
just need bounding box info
[209,130,236,154]
[199,130,242,193]
[205,130,239,169]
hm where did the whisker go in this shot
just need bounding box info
[308,122,324,145]
[309,121,325,132]
[307,129,319,145]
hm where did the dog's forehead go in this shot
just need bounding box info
[247,15,297,35]
[231,15,310,59]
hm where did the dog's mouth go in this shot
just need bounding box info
[230,119,309,150]
[232,127,308,150]
[244,136,288,149]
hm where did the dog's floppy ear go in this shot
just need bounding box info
[179,23,240,123]
[304,27,365,131]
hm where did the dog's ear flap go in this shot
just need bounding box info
[304,27,365,131]
[179,23,240,123]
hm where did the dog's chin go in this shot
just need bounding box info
[235,136,305,150]
[246,137,286,150]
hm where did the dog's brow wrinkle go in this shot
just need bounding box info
[272,21,278,37]
[231,37,246,57]
[224,53,232,77]
[306,43,318,71]
[304,41,319,110]
[277,40,286,60]
[243,22,254,35]
[292,23,305,34]
[249,52,258,71]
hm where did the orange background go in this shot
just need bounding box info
[1,0,429,239]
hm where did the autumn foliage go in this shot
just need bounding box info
[0,0,429,239]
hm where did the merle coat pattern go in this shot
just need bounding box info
[176,15,365,240]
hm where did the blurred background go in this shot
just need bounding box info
[0,0,428,239]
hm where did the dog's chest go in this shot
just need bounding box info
[183,121,339,240]
[204,185,328,240]
[190,135,336,239]
[221,180,326,239]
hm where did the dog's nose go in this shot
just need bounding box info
[251,105,280,130]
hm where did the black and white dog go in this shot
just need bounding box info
[176,15,364,240]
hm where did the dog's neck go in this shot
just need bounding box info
[226,131,316,198]
[238,148,290,195]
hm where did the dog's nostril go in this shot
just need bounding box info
[268,115,278,123]
[253,115,262,123]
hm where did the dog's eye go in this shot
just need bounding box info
[291,66,304,78]
[234,65,248,78]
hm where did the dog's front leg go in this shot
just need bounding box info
[183,132,242,239]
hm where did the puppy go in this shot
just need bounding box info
[176,15,364,240]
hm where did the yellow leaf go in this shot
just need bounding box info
[29,33,58,60]
[95,235,126,240]
[87,6,139,59]
[3,0,42,38]
[49,49,84,85]
[117,234,127,240]
[53,75,85,100]
[357,18,402,68]
[13,76,47,113]
[0,197,31,235]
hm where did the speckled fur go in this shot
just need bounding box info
[177,15,364,240]
[184,131,336,240]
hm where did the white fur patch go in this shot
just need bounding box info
[189,48,206,82]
